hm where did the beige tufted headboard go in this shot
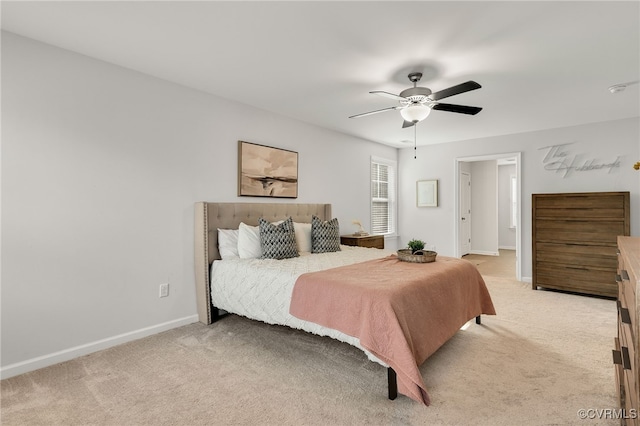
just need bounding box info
[194,202,332,324]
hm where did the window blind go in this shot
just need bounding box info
[371,157,397,235]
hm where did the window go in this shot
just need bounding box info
[371,156,397,236]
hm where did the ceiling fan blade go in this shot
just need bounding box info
[432,103,482,115]
[349,106,400,119]
[370,91,407,101]
[429,81,481,101]
[402,120,415,128]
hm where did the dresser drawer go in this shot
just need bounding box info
[625,267,639,304]
[624,367,639,425]
[620,322,636,374]
[614,338,625,409]
[534,193,629,210]
[620,270,638,349]
[536,262,617,297]
[536,251,618,270]
[535,243,618,268]
[535,220,626,245]
[613,337,637,418]
[536,261,614,279]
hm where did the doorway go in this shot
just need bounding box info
[454,152,522,281]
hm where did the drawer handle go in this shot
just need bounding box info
[566,266,589,271]
[616,301,632,324]
[621,270,630,281]
[613,349,623,365]
[620,306,632,325]
[613,348,632,370]
[622,346,632,370]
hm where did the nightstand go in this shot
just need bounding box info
[340,234,384,249]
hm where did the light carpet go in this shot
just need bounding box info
[1,274,618,425]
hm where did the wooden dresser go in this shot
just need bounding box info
[532,191,630,297]
[614,236,640,424]
[340,234,384,249]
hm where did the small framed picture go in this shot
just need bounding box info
[417,180,438,207]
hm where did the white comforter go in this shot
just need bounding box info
[210,245,396,365]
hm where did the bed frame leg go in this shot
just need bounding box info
[476,315,481,325]
[210,306,229,323]
[387,367,397,400]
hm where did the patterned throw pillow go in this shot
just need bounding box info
[258,217,299,260]
[311,215,341,253]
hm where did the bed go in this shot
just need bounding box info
[194,202,496,405]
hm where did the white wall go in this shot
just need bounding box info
[470,160,498,255]
[498,164,517,249]
[0,32,398,376]
[398,116,640,281]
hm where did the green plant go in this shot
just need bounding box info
[407,239,425,254]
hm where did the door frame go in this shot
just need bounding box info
[454,152,522,281]
[459,171,471,256]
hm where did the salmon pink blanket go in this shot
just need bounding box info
[289,255,496,405]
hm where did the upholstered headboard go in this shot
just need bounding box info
[194,202,332,324]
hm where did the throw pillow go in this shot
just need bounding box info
[217,228,239,259]
[311,215,341,253]
[259,217,299,259]
[238,222,262,259]
[293,222,312,253]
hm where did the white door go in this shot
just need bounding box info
[460,171,471,256]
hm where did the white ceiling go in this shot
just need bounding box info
[2,1,639,148]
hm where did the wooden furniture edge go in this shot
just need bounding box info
[194,202,212,324]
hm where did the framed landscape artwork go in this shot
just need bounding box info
[238,141,299,198]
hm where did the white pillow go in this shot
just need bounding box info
[293,222,312,253]
[218,229,239,259]
[238,222,262,259]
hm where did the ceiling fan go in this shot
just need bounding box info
[349,72,482,128]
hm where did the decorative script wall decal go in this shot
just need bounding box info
[538,142,621,178]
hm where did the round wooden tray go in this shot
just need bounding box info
[397,249,437,263]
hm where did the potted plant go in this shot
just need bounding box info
[397,239,437,263]
[407,239,425,254]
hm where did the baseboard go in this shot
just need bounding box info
[0,315,199,380]
[469,250,500,256]
[498,245,516,250]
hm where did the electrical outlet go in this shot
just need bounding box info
[159,283,169,298]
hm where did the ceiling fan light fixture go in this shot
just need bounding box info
[400,103,431,123]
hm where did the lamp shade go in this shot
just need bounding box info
[400,104,431,123]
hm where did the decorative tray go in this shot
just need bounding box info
[397,249,437,263]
